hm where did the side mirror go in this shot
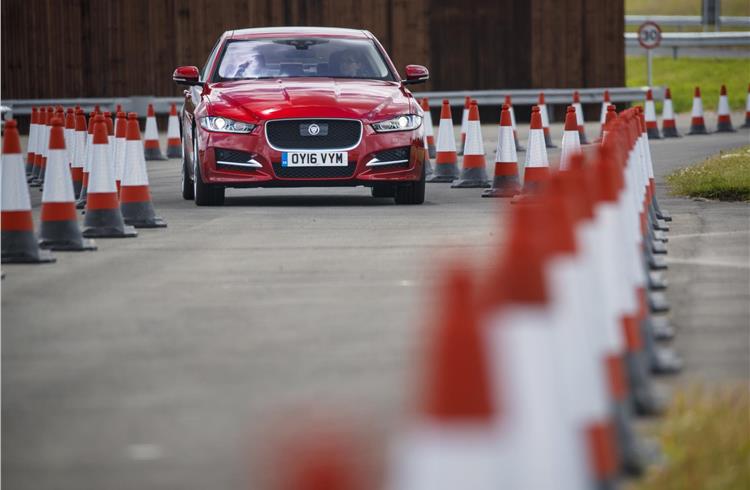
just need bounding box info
[173,66,202,86]
[402,65,429,85]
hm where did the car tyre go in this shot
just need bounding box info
[371,183,395,198]
[193,135,225,206]
[182,158,194,201]
[394,162,425,205]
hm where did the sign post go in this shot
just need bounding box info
[638,21,662,87]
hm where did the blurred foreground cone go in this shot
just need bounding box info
[457,96,470,156]
[483,105,520,198]
[76,110,97,209]
[38,118,97,251]
[601,105,617,143]
[504,95,524,151]
[70,109,87,199]
[1,120,56,263]
[82,115,138,238]
[520,106,549,193]
[661,88,681,138]
[572,91,589,144]
[451,101,489,188]
[743,83,750,128]
[113,112,128,193]
[166,103,182,158]
[421,98,436,158]
[688,87,708,134]
[143,103,167,160]
[559,106,581,171]
[120,113,167,228]
[599,90,611,137]
[644,90,660,139]
[715,85,735,133]
[427,100,459,183]
[388,265,499,490]
[26,107,38,175]
[538,92,556,148]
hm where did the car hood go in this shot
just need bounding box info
[205,79,414,122]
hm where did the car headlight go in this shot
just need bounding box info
[371,114,422,133]
[199,116,256,133]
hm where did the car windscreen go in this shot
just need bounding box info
[213,38,395,82]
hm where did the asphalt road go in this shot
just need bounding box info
[3,116,749,489]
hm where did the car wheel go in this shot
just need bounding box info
[193,136,225,206]
[394,161,426,205]
[181,125,194,200]
[371,183,395,198]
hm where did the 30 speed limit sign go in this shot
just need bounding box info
[638,21,662,49]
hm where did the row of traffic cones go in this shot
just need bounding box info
[2,108,168,263]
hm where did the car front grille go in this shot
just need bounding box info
[265,119,362,150]
[272,162,356,179]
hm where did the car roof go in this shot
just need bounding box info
[227,26,372,40]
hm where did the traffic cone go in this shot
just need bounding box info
[423,133,434,178]
[26,107,38,175]
[601,105,617,143]
[120,113,167,228]
[1,120,56,264]
[64,108,76,170]
[559,106,581,171]
[76,110,97,209]
[166,103,182,158]
[599,89,611,137]
[538,92,556,148]
[715,85,736,133]
[421,98,436,158]
[427,100,459,183]
[389,265,499,490]
[143,103,167,160]
[742,83,750,128]
[70,109,87,199]
[30,107,52,186]
[451,101,489,188]
[520,106,549,193]
[482,105,520,198]
[688,87,708,134]
[504,95,524,151]
[661,88,681,138]
[573,90,589,144]
[457,96,470,156]
[644,89,661,139]
[38,117,97,251]
[82,115,138,238]
[113,112,128,193]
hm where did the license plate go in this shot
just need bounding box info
[281,151,348,167]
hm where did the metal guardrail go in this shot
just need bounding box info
[0,96,184,118]
[625,14,750,28]
[625,31,750,48]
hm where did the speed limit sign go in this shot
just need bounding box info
[638,21,662,49]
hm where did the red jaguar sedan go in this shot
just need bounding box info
[173,27,429,206]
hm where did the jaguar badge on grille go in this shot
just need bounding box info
[300,122,328,137]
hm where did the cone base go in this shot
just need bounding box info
[648,271,668,290]
[82,225,138,238]
[83,208,138,238]
[166,146,183,158]
[144,147,168,161]
[688,125,708,135]
[651,240,667,255]
[646,128,661,139]
[451,179,491,188]
[427,175,455,183]
[651,316,675,340]
[482,186,519,198]
[39,237,98,251]
[742,120,750,128]
[39,220,98,251]
[656,209,672,221]
[650,346,683,375]
[72,180,83,200]
[125,216,168,228]
[661,127,681,138]
[715,122,736,133]
[29,180,41,188]
[2,231,57,264]
[625,351,666,416]
[612,400,648,476]
[649,291,670,313]
[649,254,668,270]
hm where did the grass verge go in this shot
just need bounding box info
[626,57,750,113]
[626,0,749,16]
[628,384,750,490]
[666,145,750,201]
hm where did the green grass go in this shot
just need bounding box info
[666,145,750,201]
[626,56,750,113]
[628,385,750,490]
[626,0,749,16]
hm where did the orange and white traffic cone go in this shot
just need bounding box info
[520,106,550,193]
[121,113,167,228]
[26,107,38,176]
[423,133,434,178]
[661,87,681,138]
[76,110,97,209]
[421,98,436,158]
[538,92,556,148]
[166,103,182,158]
[599,90,611,137]
[688,87,708,135]
[573,90,590,144]
[388,264,499,490]
[1,120,56,263]
[452,100,489,188]
[82,115,138,238]
[601,105,617,143]
[559,106,581,171]
[742,83,750,128]
[427,100,459,183]
[70,109,87,199]
[30,107,52,187]
[644,89,660,139]
[483,104,520,198]
[38,117,97,251]
[504,95,524,151]
[64,108,76,170]
[457,96,470,156]
[113,112,128,193]
[715,85,736,133]
[143,103,167,160]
